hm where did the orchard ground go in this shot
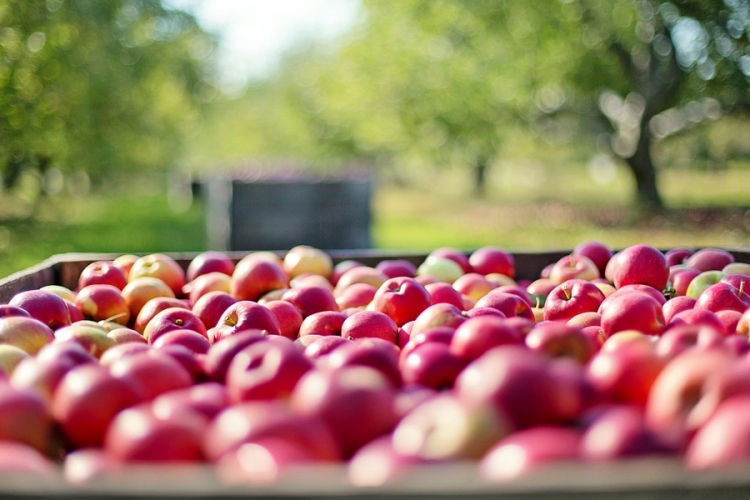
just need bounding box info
[1,164,749,280]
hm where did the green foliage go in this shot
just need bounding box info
[0,0,217,192]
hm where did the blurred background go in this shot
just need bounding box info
[0,0,749,277]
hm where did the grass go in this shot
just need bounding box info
[0,165,749,280]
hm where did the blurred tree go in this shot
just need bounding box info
[0,0,217,196]
[292,0,750,207]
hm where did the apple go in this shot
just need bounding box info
[685,395,750,470]
[400,341,466,390]
[113,254,139,276]
[450,315,522,362]
[283,245,333,280]
[469,246,515,278]
[427,247,471,274]
[424,282,465,309]
[325,339,401,388]
[605,244,669,291]
[662,296,696,324]
[211,301,281,342]
[98,342,151,368]
[184,272,232,305]
[104,402,205,463]
[109,349,193,401]
[474,291,535,321]
[717,309,743,335]
[224,340,313,403]
[121,276,176,320]
[671,268,702,297]
[151,381,230,422]
[129,253,186,298]
[685,270,726,299]
[668,308,728,336]
[303,335,351,360]
[142,307,207,344]
[78,260,128,291]
[281,285,339,319]
[348,435,425,487]
[0,345,31,377]
[335,282,378,310]
[132,296,188,334]
[409,303,467,338]
[566,311,601,329]
[685,248,735,272]
[333,266,389,294]
[599,291,665,339]
[573,240,613,276]
[52,363,143,448]
[543,279,605,322]
[152,328,211,354]
[8,289,71,331]
[526,278,558,307]
[370,277,432,327]
[481,425,582,481]
[297,311,347,337]
[665,247,694,267]
[186,250,235,282]
[452,273,497,302]
[606,283,667,306]
[290,366,399,458]
[375,259,417,279]
[0,317,54,355]
[63,448,121,485]
[525,322,597,365]
[340,310,399,343]
[74,284,130,326]
[263,300,303,340]
[0,384,53,454]
[416,256,464,283]
[549,254,600,284]
[0,442,57,478]
[581,405,675,460]
[331,259,364,286]
[191,291,237,331]
[203,330,269,383]
[455,345,581,429]
[695,281,750,314]
[231,254,289,302]
[0,305,31,319]
[107,327,147,345]
[723,262,750,277]
[655,324,725,359]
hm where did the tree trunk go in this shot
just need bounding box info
[626,124,663,210]
[473,157,488,197]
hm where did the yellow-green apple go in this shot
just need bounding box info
[428,247,471,274]
[585,338,667,406]
[324,339,401,388]
[455,345,581,429]
[9,290,71,331]
[481,425,582,481]
[686,248,735,272]
[191,291,237,331]
[452,273,497,302]
[109,350,193,401]
[525,322,597,365]
[695,281,750,313]
[204,330,269,383]
[186,250,235,282]
[104,402,205,463]
[685,395,750,470]
[226,341,313,403]
[370,277,432,327]
[231,254,289,302]
[468,246,515,279]
[107,327,147,345]
[416,256,464,284]
[665,247,694,267]
[335,283,377,310]
[573,240,613,277]
[333,266,389,295]
[281,285,339,319]
[121,276,176,320]
[543,279,606,322]
[449,316,521,362]
[142,307,207,344]
[0,345,31,376]
[424,282,464,308]
[474,290,535,322]
[184,272,231,305]
[722,262,750,276]
[331,259,364,287]
[0,317,55,355]
[152,328,211,354]
[129,253,186,298]
[282,245,333,280]
[113,254,139,277]
[549,254,600,284]
[605,244,669,291]
[40,285,77,303]
[581,405,675,461]
[212,301,281,343]
[75,284,130,326]
[662,296,696,324]
[599,291,665,338]
[400,341,466,390]
[54,322,117,359]
[52,363,143,448]
[291,366,399,459]
[375,259,417,279]
[393,393,510,462]
[297,311,346,337]
[262,300,303,341]
[78,261,128,291]
[0,385,53,454]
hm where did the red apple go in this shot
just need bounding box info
[0,316,55,355]
[63,448,121,485]
[599,291,665,339]
[409,303,467,338]
[325,339,401,388]
[340,310,399,344]
[121,277,176,320]
[0,442,57,478]
[303,335,351,360]
[573,240,613,277]
[581,405,675,460]
[231,254,289,302]
[370,277,432,327]
[474,290,535,321]
[203,330,269,383]
[469,246,515,278]
[0,384,53,454]
[184,272,232,305]
[450,315,522,362]
[375,259,417,279]
[662,296,696,324]
[0,305,31,320]
[113,254,139,276]
[133,296,188,334]
[8,290,71,331]
[191,291,237,331]
[333,266,389,295]
[685,248,735,272]
[685,395,750,470]
[109,349,193,401]
[212,301,281,342]
[452,273,497,302]
[107,327,147,345]
[425,281,465,309]
[400,341,466,390]
[263,299,303,341]
[665,247,694,267]
[75,284,130,326]
[186,250,235,282]
[655,324,724,359]
[297,310,347,337]
[416,256,464,283]
[281,285,339,319]
[549,254,600,284]
[334,282,377,311]
[606,244,669,291]
[331,259,364,287]
[525,322,597,364]
[695,281,750,314]
[543,279,605,322]
[142,307,207,344]
[671,268,701,297]
[428,247,472,274]
[78,261,128,291]
[348,435,425,487]
[129,253,186,297]
[668,308,728,336]
[152,328,211,354]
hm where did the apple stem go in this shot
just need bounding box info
[535,296,542,309]
[100,312,128,324]
[740,281,746,296]
[562,284,571,300]
[568,255,576,269]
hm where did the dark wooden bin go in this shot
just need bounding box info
[2,247,750,499]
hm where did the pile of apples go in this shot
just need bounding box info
[0,242,750,486]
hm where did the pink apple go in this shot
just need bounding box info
[450,315,522,362]
[184,272,232,305]
[231,254,289,302]
[63,448,121,485]
[718,309,743,335]
[152,328,211,354]
[348,435,424,487]
[263,299,303,340]
[668,308,728,336]
[543,279,605,322]
[128,253,186,298]
[0,384,53,454]
[133,296,188,334]
[370,277,432,327]
[190,291,237,332]
[665,247,694,267]
[573,240,613,277]
[525,322,597,365]
[695,281,750,314]
[331,259,364,286]
[203,330,269,383]
[325,339,401,388]
[606,244,669,291]
[662,296,696,324]
[151,381,230,422]
[468,246,515,278]
[0,442,56,478]
[425,281,465,308]
[400,341,466,390]
[474,290,535,321]
[335,282,378,310]
[409,303,467,338]
[581,405,675,460]
[599,291,665,338]
[655,324,724,359]
[685,395,750,470]
[109,349,193,401]
[549,254,600,284]
[107,327,147,345]
[212,301,281,342]
[8,290,71,331]
[281,285,339,319]
[452,273,497,302]
[340,310,399,343]
[685,248,735,272]
[375,259,417,279]
[303,335,351,360]
[333,266,389,294]
[78,261,128,291]
[186,250,235,282]
[297,311,347,337]
[142,307,207,344]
